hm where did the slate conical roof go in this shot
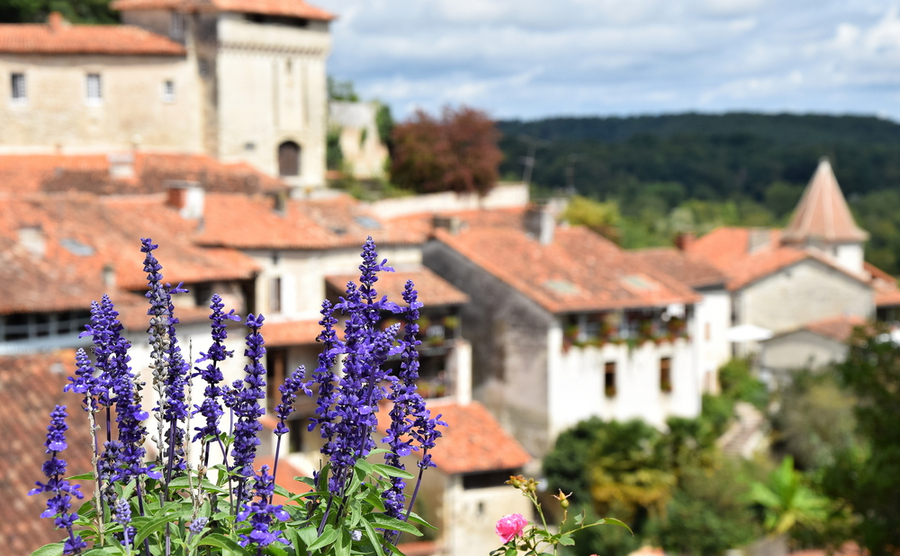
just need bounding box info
[781,158,868,243]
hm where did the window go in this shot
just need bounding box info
[162,80,175,103]
[278,141,301,176]
[170,12,184,39]
[269,276,282,313]
[85,73,102,102]
[10,73,25,101]
[660,357,672,393]
[604,361,616,397]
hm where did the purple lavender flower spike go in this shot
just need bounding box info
[29,406,86,555]
[236,465,290,551]
[231,313,267,505]
[193,294,240,464]
[382,280,424,518]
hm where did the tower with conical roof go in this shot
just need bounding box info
[781,157,868,274]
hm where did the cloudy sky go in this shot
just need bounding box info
[313,0,900,122]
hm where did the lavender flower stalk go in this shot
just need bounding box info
[228,313,267,506]
[193,294,240,466]
[28,406,86,555]
[236,466,290,553]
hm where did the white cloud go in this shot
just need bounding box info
[315,0,900,120]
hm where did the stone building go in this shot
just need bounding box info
[0,0,334,189]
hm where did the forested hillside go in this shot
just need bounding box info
[497,113,900,275]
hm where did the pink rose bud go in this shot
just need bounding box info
[495,513,528,543]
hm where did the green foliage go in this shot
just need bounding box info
[375,103,395,147]
[748,456,830,536]
[327,76,359,102]
[0,0,118,24]
[561,195,621,243]
[700,393,736,437]
[650,464,762,556]
[587,420,675,519]
[718,358,769,410]
[819,325,900,555]
[545,413,776,556]
[326,126,344,171]
[770,370,859,471]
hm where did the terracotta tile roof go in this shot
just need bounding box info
[325,268,469,308]
[112,0,336,20]
[782,158,868,243]
[0,153,285,196]
[0,16,186,55]
[0,193,259,315]
[436,225,698,314]
[381,401,531,475]
[865,261,896,285]
[802,315,867,343]
[686,227,780,271]
[0,352,94,555]
[628,247,728,289]
[875,288,900,308]
[260,318,324,347]
[196,193,419,251]
[687,227,870,291]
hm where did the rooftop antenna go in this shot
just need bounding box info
[518,134,548,186]
[564,153,582,195]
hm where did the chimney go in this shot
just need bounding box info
[108,152,135,179]
[748,228,771,253]
[432,215,462,235]
[166,181,205,219]
[675,232,695,251]
[18,226,45,258]
[102,264,116,289]
[525,203,556,245]
[48,12,66,32]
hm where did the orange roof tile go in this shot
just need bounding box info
[782,158,868,243]
[687,227,869,291]
[436,226,698,314]
[196,193,419,251]
[0,153,285,196]
[0,192,259,314]
[325,268,469,308]
[111,0,336,20]
[386,401,531,475]
[260,319,324,347]
[628,248,728,289]
[802,315,867,343]
[0,16,185,55]
[0,352,95,555]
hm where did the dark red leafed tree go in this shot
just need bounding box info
[390,105,503,195]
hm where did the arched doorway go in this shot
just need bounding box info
[278,141,300,177]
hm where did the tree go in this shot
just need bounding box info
[821,325,900,555]
[749,456,830,537]
[0,0,117,23]
[390,105,503,195]
[327,76,359,101]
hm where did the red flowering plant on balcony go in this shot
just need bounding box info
[28,237,444,556]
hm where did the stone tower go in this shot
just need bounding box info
[781,157,868,274]
[114,0,334,189]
